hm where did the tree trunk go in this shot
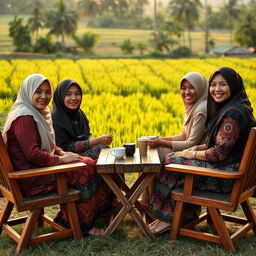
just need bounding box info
[204,0,209,53]
[153,0,157,32]
[62,32,65,45]
[188,29,192,50]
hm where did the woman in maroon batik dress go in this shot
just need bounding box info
[3,74,112,236]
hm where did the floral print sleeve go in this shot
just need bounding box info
[66,140,91,154]
[205,117,240,162]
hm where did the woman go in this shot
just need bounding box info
[52,79,113,160]
[142,72,208,207]
[148,72,208,162]
[3,74,112,236]
[149,67,255,234]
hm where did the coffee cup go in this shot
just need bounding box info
[123,143,136,157]
[138,137,148,156]
[147,136,157,140]
[110,147,125,159]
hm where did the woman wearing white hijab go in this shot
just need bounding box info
[3,74,112,236]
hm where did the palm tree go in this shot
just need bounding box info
[223,0,240,44]
[101,0,130,18]
[234,10,256,52]
[77,0,101,17]
[169,0,202,50]
[27,4,44,41]
[150,31,177,52]
[46,0,78,45]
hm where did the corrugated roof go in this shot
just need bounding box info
[210,45,234,54]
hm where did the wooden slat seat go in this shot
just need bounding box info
[0,131,85,253]
[166,127,256,251]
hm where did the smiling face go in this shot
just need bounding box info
[210,73,231,103]
[31,81,51,111]
[180,79,198,105]
[63,84,82,110]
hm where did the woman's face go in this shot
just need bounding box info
[180,80,198,105]
[64,84,82,110]
[210,73,231,103]
[32,81,51,111]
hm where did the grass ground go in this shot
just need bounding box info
[0,15,230,56]
[0,196,255,256]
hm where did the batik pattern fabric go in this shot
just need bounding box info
[66,140,108,160]
[152,118,241,223]
[27,157,113,233]
[152,153,239,223]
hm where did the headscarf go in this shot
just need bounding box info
[206,67,255,155]
[51,79,91,149]
[3,74,55,153]
[181,72,208,128]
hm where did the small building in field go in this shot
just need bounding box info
[210,45,252,57]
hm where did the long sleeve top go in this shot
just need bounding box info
[6,115,61,195]
[205,117,240,164]
[172,113,206,151]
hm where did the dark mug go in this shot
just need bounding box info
[123,143,136,157]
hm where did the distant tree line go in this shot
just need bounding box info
[6,0,256,55]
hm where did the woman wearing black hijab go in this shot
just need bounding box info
[149,67,255,235]
[52,79,113,160]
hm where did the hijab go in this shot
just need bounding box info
[3,73,55,153]
[206,67,255,155]
[181,72,208,132]
[51,79,91,149]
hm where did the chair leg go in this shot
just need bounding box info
[16,208,41,254]
[66,202,82,240]
[241,199,256,234]
[170,201,184,240]
[208,207,235,251]
[0,200,14,234]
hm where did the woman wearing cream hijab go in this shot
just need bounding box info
[149,72,208,161]
[142,72,208,210]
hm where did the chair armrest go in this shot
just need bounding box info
[165,164,243,179]
[8,163,86,179]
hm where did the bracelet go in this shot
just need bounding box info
[193,151,197,159]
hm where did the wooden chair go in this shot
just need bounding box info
[166,127,256,251]
[0,131,85,253]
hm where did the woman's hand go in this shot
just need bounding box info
[174,149,195,159]
[59,152,82,163]
[96,134,113,145]
[148,136,161,148]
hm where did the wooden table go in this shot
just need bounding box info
[96,148,161,240]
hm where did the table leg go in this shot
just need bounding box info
[101,173,156,240]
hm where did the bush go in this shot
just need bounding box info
[73,32,99,53]
[89,13,116,28]
[171,46,192,57]
[119,39,134,54]
[9,16,32,52]
[33,37,55,54]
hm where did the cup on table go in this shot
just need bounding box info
[110,147,125,159]
[123,143,136,157]
[147,136,157,140]
[138,137,148,156]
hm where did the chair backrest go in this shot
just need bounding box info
[0,131,21,205]
[238,127,256,196]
